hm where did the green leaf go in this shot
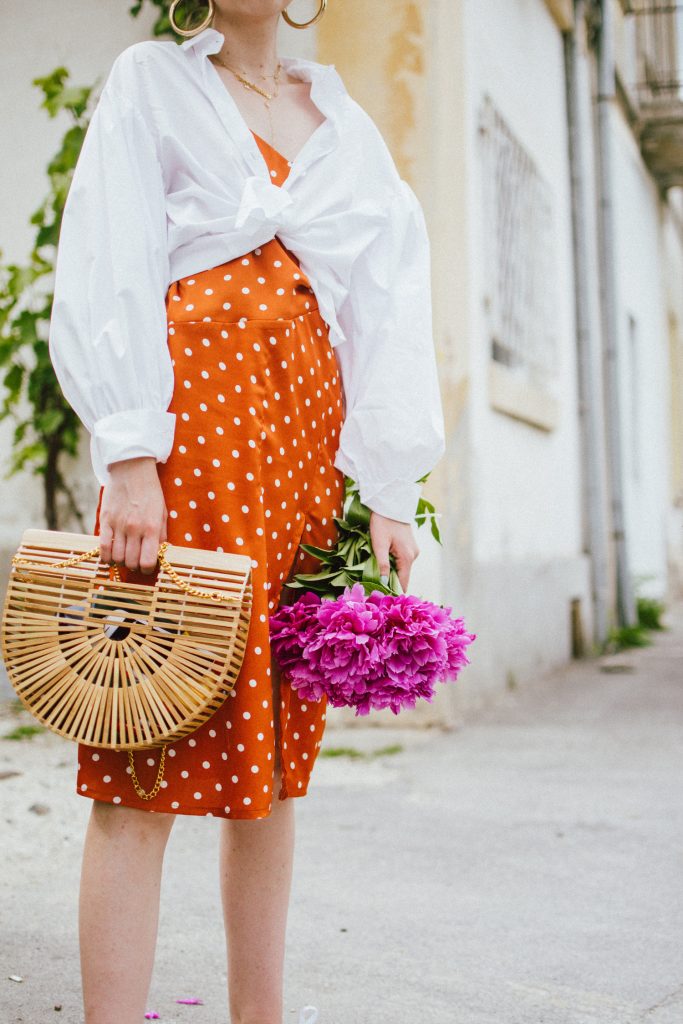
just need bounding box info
[287,570,343,583]
[361,552,381,581]
[3,363,25,397]
[35,409,64,435]
[298,542,336,561]
[346,490,371,529]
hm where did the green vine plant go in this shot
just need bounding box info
[0,2,179,530]
[0,69,96,529]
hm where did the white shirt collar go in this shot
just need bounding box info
[180,26,347,107]
[179,27,347,180]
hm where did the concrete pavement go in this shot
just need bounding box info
[1,605,682,1024]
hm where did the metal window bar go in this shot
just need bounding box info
[478,97,560,388]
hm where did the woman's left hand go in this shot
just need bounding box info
[369,511,420,593]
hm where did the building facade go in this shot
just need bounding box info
[1,1,681,724]
[320,0,683,723]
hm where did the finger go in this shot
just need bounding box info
[393,556,410,593]
[139,531,161,575]
[98,521,114,565]
[124,532,142,573]
[111,529,127,566]
[397,566,410,593]
[371,531,391,579]
[393,543,417,594]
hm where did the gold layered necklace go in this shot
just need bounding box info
[211,51,284,147]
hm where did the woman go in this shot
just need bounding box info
[47,1,445,1021]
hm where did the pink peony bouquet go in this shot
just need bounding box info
[268,477,476,716]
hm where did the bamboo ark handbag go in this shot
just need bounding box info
[1,528,253,800]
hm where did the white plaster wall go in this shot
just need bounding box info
[466,0,583,566]
[662,191,683,597]
[445,0,591,712]
[610,113,672,599]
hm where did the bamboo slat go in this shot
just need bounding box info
[1,529,253,750]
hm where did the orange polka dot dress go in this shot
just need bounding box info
[75,131,346,819]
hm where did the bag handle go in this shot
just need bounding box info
[12,540,240,606]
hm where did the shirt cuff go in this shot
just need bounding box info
[90,408,177,487]
[358,479,422,524]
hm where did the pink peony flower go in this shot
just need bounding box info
[267,590,321,672]
[269,582,476,716]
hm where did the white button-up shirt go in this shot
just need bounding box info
[48,26,445,523]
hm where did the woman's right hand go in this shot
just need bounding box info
[98,456,168,575]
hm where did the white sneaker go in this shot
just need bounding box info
[298,1006,319,1024]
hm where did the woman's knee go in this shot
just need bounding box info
[90,798,176,842]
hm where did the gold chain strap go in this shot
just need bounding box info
[12,541,239,604]
[128,744,168,801]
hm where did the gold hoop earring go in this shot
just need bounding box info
[169,0,215,37]
[282,0,327,29]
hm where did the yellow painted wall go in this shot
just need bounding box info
[317,1,473,726]
[317,0,428,186]
[317,0,472,500]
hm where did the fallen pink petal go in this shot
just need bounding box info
[144,1013,160,1020]
[175,998,204,1005]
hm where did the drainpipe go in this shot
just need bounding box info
[596,0,637,627]
[565,0,612,646]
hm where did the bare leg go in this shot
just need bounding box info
[220,661,296,1024]
[79,800,176,1024]
[219,768,295,1024]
